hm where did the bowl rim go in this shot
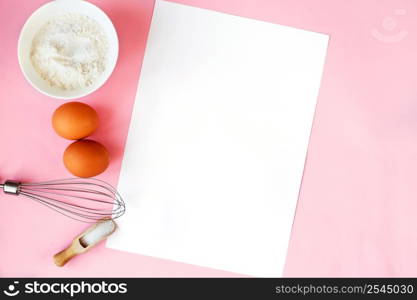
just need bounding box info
[17,0,119,100]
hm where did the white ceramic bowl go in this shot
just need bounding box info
[17,0,119,100]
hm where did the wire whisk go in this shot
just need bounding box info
[0,178,125,223]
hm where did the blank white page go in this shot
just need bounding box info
[107,0,328,277]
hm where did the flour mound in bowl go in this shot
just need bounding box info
[30,13,109,90]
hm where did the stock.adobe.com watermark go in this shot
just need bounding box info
[2,280,127,297]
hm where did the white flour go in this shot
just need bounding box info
[80,219,115,247]
[30,13,108,90]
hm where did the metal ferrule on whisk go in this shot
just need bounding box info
[2,180,21,195]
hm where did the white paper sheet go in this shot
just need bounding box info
[107,0,328,277]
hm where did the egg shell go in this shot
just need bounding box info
[52,102,99,140]
[63,140,109,178]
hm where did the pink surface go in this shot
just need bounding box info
[0,0,416,277]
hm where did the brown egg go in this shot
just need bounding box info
[63,140,109,178]
[52,102,99,140]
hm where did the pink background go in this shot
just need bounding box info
[0,0,416,277]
